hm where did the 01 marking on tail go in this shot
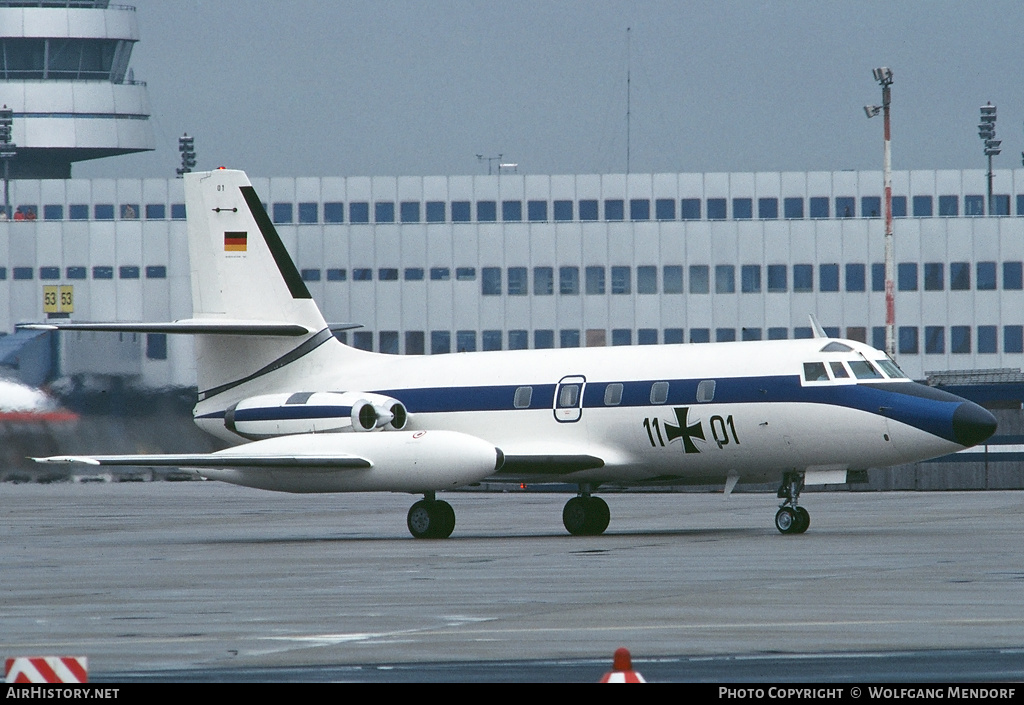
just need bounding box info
[25,169,997,539]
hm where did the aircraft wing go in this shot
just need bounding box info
[33,453,372,471]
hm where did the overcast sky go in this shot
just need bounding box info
[75,0,1024,180]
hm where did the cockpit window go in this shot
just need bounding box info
[848,360,883,379]
[876,359,907,379]
[803,362,829,382]
[829,361,850,379]
[820,342,853,353]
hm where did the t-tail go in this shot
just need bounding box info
[182,169,356,406]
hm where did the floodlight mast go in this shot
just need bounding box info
[978,103,999,214]
[867,67,895,359]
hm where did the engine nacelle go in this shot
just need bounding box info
[224,391,408,439]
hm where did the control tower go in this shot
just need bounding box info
[0,0,153,179]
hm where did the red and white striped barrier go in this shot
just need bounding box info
[5,657,88,683]
[599,647,645,683]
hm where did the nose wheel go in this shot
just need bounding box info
[775,472,810,535]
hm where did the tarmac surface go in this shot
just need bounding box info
[2,483,1023,681]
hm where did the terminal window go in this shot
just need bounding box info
[767,264,787,292]
[689,265,709,294]
[326,268,347,281]
[534,330,554,349]
[406,331,425,355]
[664,328,684,344]
[272,203,293,223]
[742,328,762,341]
[527,200,547,222]
[663,265,683,294]
[716,328,737,342]
[732,198,752,220]
[145,266,167,279]
[604,199,624,221]
[92,266,113,279]
[784,197,803,219]
[965,195,984,216]
[630,199,649,221]
[976,262,996,290]
[533,267,554,295]
[680,198,701,220]
[451,201,471,222]
[891,196,907,217]
[925,326,945,354]
[300,269,320,282]
[978,326,997,354]
[740,265,761,293]
[637,266,657,294]
[835,197,855,218]
[44,204,64,220]
[845,263,865,292]
[1004,262,1022,290]
[819,264,839,292]
[400,201,420,223]
[559,266,580,295]
[611,266,631,294]
[507,267,527,295]
[938,195,958,217]
[350,202,369,223]
[324,202,344,223]
[145,204,165,220]
[758,198,778,219]
[899,327,919,354]
[861,196,881,218]
[707,198,727,220]
[912,195,933,217]
[425,201,445,223]
[508,330,529,350]
[94,204,114,220]
[560,330,581,348]
[949,262,970,290]
[375,201,395,223]
[951,326,970,354]
[638,329,658,345]
[655,199,675,220]
[70,204,88,220]
[39,267,59,280]
[793,264,813,293]
[456,331,476,353]
[809,197,829,218]
[768,327,788,340]
[120,204,139,220]
[553,200,573,221]
[579,200,599,221]
[456,267,477,281]
[690,328,710,343]
[379,332,400,355]
[898,263,918,291]
[482,330,502,351]
[872,263,885,292]
[715,265,735,294]
[66,266,86,279]
[611,329,632,346]
[404,267,424,281]
[476,201,496,222]
[1007,326,1024,354]
[119,266,140,279]
[502,201,522,222]
[431,331,451,355]
[924,262,944,291]
[299,202,319,223]
[586,266,605,295]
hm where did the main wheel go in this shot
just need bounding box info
[407,499,456,539]
[793,506,810,534]
[775,506,797,534]
[585,496,610,535]
[562,496,611,536]
[563,497,589,536]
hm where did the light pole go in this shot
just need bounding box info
[978,103,1000,214]
[864,67,895,359]
[177,133,196,178]
[476,153,503,176]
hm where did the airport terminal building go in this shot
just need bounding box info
[1,167,1024,388]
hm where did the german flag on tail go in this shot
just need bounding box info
[224,231,247,252]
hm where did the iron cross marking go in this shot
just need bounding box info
[664,406,705,453]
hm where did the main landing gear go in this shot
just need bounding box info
[775,471,810,535]
[562,485,610,536]
[407,491,456,539]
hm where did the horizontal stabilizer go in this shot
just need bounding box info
[18,319,314,337]
[33,453,372,471]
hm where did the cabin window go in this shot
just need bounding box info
[803,362,829,382]
[514,386,533,409]
[696,380,716,402]
[604,383,623,406]
[650,382,669,404]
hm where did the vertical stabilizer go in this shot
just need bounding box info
[183,169,345,402]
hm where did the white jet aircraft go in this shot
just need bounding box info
[29,169,998,538]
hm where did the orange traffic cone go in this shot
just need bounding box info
[599,647,646,683]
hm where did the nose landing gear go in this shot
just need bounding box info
[775,472,810,534]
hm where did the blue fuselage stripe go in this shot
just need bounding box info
[197,377,965,445]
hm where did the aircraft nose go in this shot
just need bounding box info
[952,402,997,447]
